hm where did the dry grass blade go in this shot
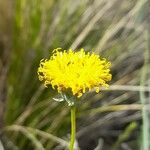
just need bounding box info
[15,85,45,124]
[70,0,118,50]
[4,125,69,148]
[4,125,45,150]
[95,0,148,52]
[103,85,150,92]
[88,104,143,115]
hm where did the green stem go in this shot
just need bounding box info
[69,106,76,150]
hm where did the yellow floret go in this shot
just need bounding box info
[38,48,112,97]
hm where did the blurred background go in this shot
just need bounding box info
[0,0,150,150]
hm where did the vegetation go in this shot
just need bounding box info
[0,0,149,150]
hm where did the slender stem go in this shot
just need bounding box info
[69,106,76,150]
[140,30,149,150]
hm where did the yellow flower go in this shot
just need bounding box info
[38,48,112,97]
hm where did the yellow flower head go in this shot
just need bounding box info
[38,48,112,98]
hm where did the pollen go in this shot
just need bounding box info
[38,48,112,98]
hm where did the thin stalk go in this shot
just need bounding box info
[140,30,149,150]
[70,106,76,150]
